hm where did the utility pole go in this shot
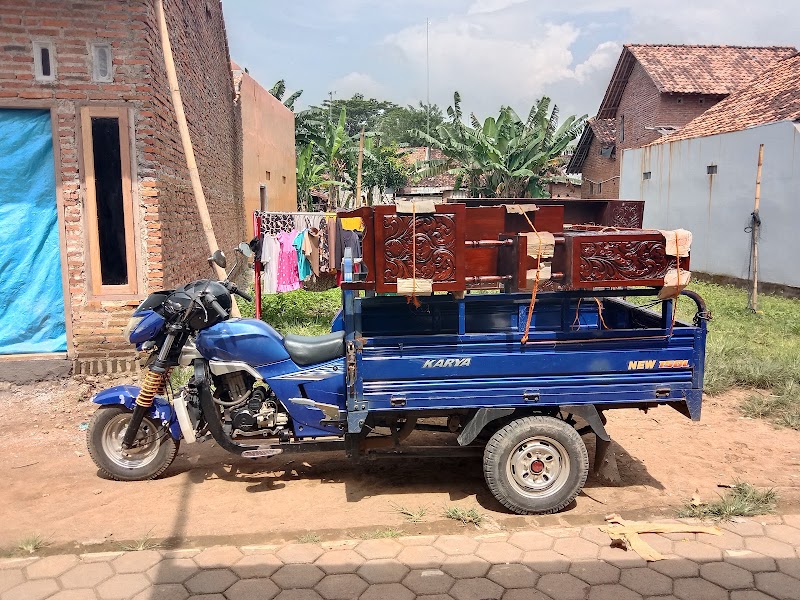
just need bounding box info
[426,17,431,160]
[747,144,764,312]
[328,90,335,121]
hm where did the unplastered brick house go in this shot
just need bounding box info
[0,0,244,373]
[567,44,797,199]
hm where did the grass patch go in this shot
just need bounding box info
[390,502,428,523]
[297,533,321,544]
[238,288,341,336]
[16,534,48,554]
[632,281,800,428]
[443,506,485,526]
[678,482,778,521]
[119,529,160,551]
[169,366,192,390]
[358,528,402,539]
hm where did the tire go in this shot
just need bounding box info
[87,406,179,481]
[483,415,588,515]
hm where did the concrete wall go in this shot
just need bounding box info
[237,69,297,234]
[620,121,800,288]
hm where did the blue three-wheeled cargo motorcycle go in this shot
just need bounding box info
[88,243,708,515]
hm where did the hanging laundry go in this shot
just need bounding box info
[276,229,301,292]
[302,227,321,277]
[293,229,313,281]
[319,216,331,273]
[261,235,280,294]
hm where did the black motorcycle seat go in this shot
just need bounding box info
[283,331,345,366]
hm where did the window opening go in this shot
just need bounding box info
[91,117,128,285]
[33,41,55,81]
[91,44,112,82]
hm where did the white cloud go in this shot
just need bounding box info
[573,41,620,83]
[384,13,599,117]
[467,0,529,15]
[330,72,388,99]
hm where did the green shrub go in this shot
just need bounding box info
[237,287,341,336]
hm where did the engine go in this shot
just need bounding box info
[217,372,289,437]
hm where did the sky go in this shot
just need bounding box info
[223,0,800,121]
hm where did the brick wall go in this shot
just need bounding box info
[579,136,619,199]
[581,61,725,198]
[144,0,243,287]
[0,0,242,370]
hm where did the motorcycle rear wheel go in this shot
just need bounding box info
[87,406,179,481]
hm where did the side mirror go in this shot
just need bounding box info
[209,249,226,269]
[237,242,253,258]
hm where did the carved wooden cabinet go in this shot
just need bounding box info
[372,204,466,293]
[563,229,689,289]
[340,203,688,294]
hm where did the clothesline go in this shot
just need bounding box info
[252,211,363,317]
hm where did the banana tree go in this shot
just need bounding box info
[296,143,337,211]
[415,93,586,198]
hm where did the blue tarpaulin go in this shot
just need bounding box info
[0,108,67,354]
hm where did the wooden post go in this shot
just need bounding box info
[355,126,365,207]
[155,0,240,316]
[748,144,764,312]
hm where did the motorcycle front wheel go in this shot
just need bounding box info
[87,406,179,481]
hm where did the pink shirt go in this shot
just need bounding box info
[276,229,301,292]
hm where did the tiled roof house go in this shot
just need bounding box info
[567,44,796,199]
[619,52,800,289]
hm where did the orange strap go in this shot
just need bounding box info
[519,207,543,345]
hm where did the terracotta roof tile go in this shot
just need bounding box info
[598,44,796,118]
[627,44,796,95]
[590,118,616,146]
[653,52,800,143]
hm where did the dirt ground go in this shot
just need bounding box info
[1,376,799,551]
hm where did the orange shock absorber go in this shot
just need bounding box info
[135,368,170,408]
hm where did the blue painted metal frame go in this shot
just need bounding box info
[342,290,707,434]
[91,385,182,440]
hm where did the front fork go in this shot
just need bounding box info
[121,332,176,449]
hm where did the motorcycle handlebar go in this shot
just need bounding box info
[209,298,228,319]
[225,283,252,302]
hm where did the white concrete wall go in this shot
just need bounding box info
[620,121,800,288]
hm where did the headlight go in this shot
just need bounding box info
[123,316,145,343]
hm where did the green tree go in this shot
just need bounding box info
[417,93,586,198]
[345,140,411,205]
[269,79,303,111]
[377,102,445,146]
[309,93,398,137]
[296,143,344,211]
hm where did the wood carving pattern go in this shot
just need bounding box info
[382,214,457,282]
[579,240,669,282]
[611,203,642,228]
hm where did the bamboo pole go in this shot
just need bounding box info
[748,144,764,312]
[155,0,240,317]
[355,126,365,207]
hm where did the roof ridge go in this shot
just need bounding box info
[624,43,797,50]
[649,52,800,145]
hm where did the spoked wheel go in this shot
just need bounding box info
[87,406,179,481]
[483,416,588,515]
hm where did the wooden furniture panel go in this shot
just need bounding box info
[373,204,466,293]
[564,230,689,289]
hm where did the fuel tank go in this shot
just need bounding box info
[196,318,290,366]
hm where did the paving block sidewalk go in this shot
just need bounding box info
[2,514,800,600]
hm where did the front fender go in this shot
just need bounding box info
[91,385,182,440]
